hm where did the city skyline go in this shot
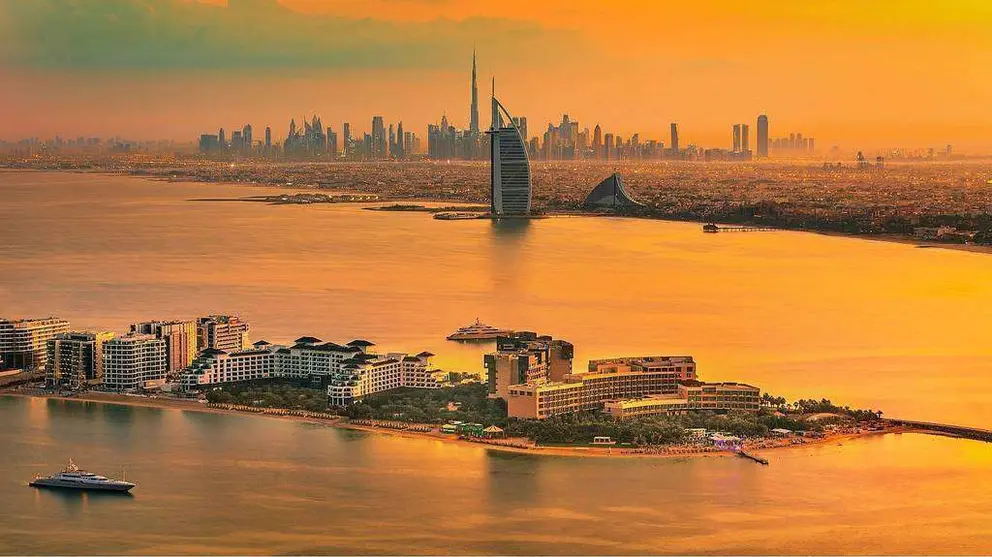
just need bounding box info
[1,0,991,151]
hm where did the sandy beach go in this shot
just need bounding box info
[2,390,915,461]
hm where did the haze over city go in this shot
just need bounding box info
[2,0,991,151]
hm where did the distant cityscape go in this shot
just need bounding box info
[0,50,968,163]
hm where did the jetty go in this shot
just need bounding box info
[737,450,769,465]
[885,418,992,442]
[703,223,777,233]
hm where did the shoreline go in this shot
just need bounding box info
[2,167,988,256]
[1,390,922,460]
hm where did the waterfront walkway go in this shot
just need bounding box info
[886,418,992,442]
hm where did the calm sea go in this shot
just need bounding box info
[1,171,991,554]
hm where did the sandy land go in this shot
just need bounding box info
[1,390,916,461]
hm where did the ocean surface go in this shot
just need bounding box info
[2,395,992,555]
[2,170,992,554]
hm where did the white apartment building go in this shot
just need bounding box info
[102,333,167,391]
[0,317,71,371]
[179,336,441,404]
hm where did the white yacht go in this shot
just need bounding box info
[446,319,512,341]
[29,458,135,493]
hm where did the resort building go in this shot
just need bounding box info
[604,382,761,419]
[45,331,116,391]
[102,333,168,392]
[0,317,71,371]
[179,344,280,388]
[484,332,573,399]
[196,315,249,352]
[505,356,697,419]
[489,92,532,216]
[178,336,443,404]
[499,346,760,420]
[130,320,198,373]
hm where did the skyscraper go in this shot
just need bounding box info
[372,116,386,160]
[733,124,742,152]
[756,114,769,158]
[242,124,252,153]
[396,121,405,159]
[343,122,351,158]
[265,126,272,150]
[592,125,602,159]
[741,124,750,154]
[670,123,679,153]
[470,49,480,135]
[488,82,532,216]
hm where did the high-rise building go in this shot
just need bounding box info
[488,84,532,216]
[265,126,272,150]
[242,124,253,153]
[741,124,750,154]
[733,124,742,153]
[45,331,115,390]
[372,116,386,160]
[470,49,480,135]
[592,125,602,159]
[0,317,71,371]
[102,333,167,392]
[756,114,769,158]
[670,123,679,153]
[396,121,405,159]
[197,315,249,353]
[328,129,338,157]
[130,320,197,373]
[343,123,351,158]
[604,133,614,160]
[218,128,226,149]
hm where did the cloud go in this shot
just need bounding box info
[0,0,587,71]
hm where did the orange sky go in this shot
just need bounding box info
[2,0,991,151]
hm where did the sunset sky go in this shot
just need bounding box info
[2,0,991,151]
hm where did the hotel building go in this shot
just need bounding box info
[197,315,249,352]
[179,336,442,404]
[604,381,762,419]
[0,317,71,371]
[484,332,573,399]
[102,333,168,391]
[496,345,761,419]
[45,331,116,390]
[131,320,198,373]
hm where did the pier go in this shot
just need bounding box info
[737,450,769,465]
[703,223,777,233]
[885,419,992,442]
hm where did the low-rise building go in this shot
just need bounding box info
[45,331,115,390]
[102,333,167,391]
[604,382,761,419]
[0,317,71,371]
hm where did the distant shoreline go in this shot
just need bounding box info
[1,390,922,461]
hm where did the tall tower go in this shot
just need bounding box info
[756,114,769,158]
[470,49,480,135]
[670,123,679,154]
[733,124,742,153]
[489,79,532,216]
[741,124,750,154]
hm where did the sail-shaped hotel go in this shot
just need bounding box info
[488,85,532,216]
